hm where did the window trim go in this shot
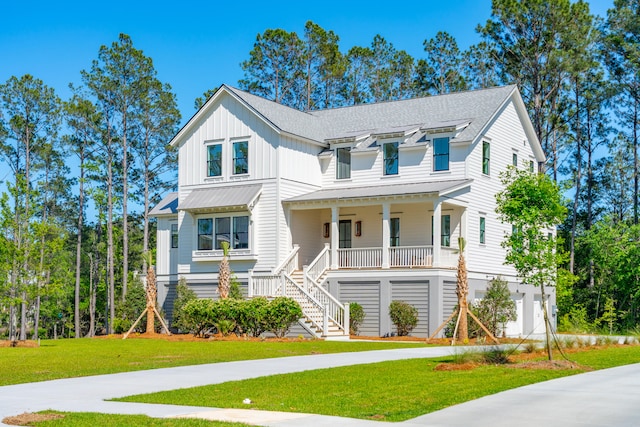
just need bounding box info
[512,152,518,167]
[197,218,213,251]
[433,137,450,172]
[482,141,490,175]
[383,142,399,176]
[233,141,249,175]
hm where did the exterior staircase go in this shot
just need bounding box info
[249,245,349,339]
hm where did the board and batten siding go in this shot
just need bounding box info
[278,135,323,185]
[465,99,533,277]
[178,93,279,188]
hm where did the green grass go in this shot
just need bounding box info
[0,337,424,386]
[118,346,640,422]
[10,411,249,427]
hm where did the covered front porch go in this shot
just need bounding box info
[286,196,468,271]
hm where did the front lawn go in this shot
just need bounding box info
[118,345,640,422]
[0,337,424,386]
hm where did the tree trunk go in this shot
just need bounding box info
[570,79,582,274]
[75,151,85,338]
[122,113,129,300]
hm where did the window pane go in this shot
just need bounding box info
[337,147,351,179]
[215,217,231,249]
[441,215,450,247]
[171,223,178,248]
[433,137,449,171]
[384,142,398,175]
[480,217,485,244]
[233,141,248,174]
[529,160,534,173]
[390,217,400,247]
[197,219,213,250]
[233,216,249,249]
[482,142,490,175]
[512,153,518,167]
[207,145,222,177]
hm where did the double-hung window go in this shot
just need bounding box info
[207,144,222,177]
[441,215,451,247]
[233,141,248,175]
[171,223,179,248]
[336,147,351,179]
[383,142,398,175]
[482,141,490,175]
[215,217,230,249]
[512,153,518,167]
[390,217,400,247]
[433,137,450,171]
[479,217,486,244]
[233,216,249,249]
[197,219,213,250]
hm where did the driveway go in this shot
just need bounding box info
[1,346,639,426]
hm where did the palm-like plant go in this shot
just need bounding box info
[218,241,230,299]
[455,237,469,341]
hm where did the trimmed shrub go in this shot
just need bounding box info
[172,277,197,332]
[389,300,418,336]
[236,297,269,337]
[180,299,216,337]
[349,302,366,335]
[264,297,303,338]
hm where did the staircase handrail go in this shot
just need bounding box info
[274,244,300,276]
[283,273,327,335]
[306,243,330,283]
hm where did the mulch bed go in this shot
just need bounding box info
[3,412,64,426]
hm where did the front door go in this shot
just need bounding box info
[339,220,352,248]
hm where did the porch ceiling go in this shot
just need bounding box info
[284,179,472,206]
[180,184,262,213]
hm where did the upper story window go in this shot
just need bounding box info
[482,141,490,175]
[233,141,249,175]
[171,223,178,248]
[207,144,222,177]
[529,160,535,173]
[336,147,351,179]
[390,217,400,247]
[479,217,486,244]
[512,153,518,167]
[198,215,249,251]
[383,142,399,175]
[433,137,450,171]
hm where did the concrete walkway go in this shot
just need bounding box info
[1,346,639,426]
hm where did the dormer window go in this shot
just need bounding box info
[433,137,450,171]
[383,142,399,175]
[336,147,351,179]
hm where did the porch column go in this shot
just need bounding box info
[381,202,390,268]
[433,198,442,267]
[331,206,339,269]
[460,207,468,245]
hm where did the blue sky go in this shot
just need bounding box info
[1,0,614,129]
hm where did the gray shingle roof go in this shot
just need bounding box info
[284,179,472,204]
[149,192,178,216]
[225,84,517,145]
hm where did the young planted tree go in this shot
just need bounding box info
[496,166,568,360]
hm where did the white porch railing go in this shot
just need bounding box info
[338,247,382,268]
[307,243,330,284]
[336,245,457,269]
[389,246,433,268]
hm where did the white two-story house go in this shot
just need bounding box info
[151,84,555,338]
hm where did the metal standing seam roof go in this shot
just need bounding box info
[284,179,472,204]
[179,184,262,212]
[149,192,178,216]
